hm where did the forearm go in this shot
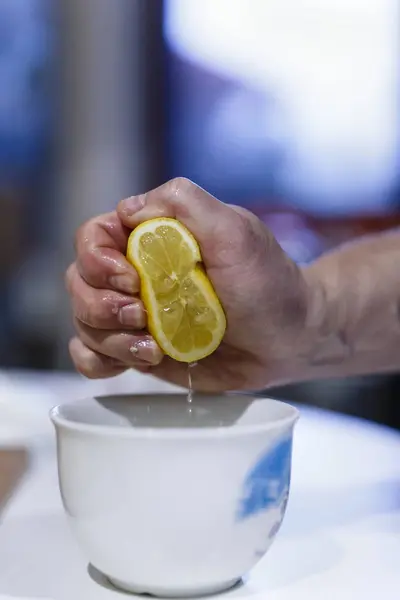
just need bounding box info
[290,229,400,383]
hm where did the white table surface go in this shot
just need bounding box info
[0,369,399,600]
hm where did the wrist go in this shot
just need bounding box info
[265,263,344,388]
[298,261,350,374]
[258,263,325,388]
[302,263,331,339]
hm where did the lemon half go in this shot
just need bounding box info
[126,218,226,363]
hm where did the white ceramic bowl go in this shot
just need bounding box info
[50,394,299,597]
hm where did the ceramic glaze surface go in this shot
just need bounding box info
[237,436,292,521]
[51,394,298,597]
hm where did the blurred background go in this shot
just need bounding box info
[0,0,399,427]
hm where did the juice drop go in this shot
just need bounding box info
[187,361,198,403]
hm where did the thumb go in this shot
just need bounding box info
[117,178,243,265]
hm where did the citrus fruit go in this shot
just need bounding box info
[126,218,226,362]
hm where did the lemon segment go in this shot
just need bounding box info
[126,218,226,362]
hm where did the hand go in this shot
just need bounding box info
[67,178,311,391]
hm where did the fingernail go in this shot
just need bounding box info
[121,195,145,216]
[118,303,145,328]
[129,339,162,365]
[109,274,137,294]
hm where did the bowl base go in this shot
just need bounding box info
[108,576,241,597]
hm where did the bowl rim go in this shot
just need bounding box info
[49,393,300,440]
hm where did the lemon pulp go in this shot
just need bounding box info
[126,218,226,363]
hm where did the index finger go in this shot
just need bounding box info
[75,211,139,294]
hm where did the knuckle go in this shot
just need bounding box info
[65,263,76,294]
[169,176,195,198]
[69,339,101,379]
[77,296,111,328]
[77,247,101,283]
[89,297,111,326]
[75,359,100,379]
[233,209,269,258]
[235,211,256,245]
[74,221,87,253]
[74,216,99,254]
[72,316,84,337]
[73,292,123,329]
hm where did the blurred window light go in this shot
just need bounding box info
[165,0,400,214]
